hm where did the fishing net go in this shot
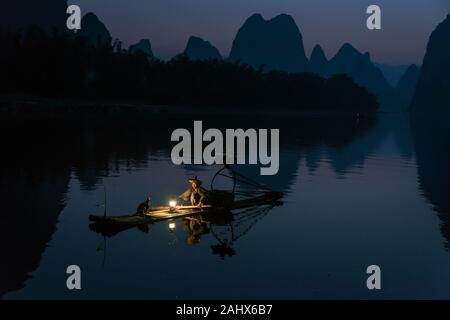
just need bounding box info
[209,204,276,258]
[210,165,272,201]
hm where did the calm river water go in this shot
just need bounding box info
[1,111,449,299]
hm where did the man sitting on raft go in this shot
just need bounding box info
[179,177,209,207]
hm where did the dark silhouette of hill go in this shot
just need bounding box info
[228,13,308,72]
[309,44,328,75]
[0,27,378,113]
[375,63,409,87]
[1,6,415,112]
[326,44,391,96]
[226,14,398,110]
[76,12,112,47]
[411,14,450,113]
[0,6,399,112]
[0,0,67,32]
[130,39,154,59]
[396,64,420,110]
[325,43,395,111]
[184,36,222,60]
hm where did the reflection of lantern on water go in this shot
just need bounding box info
[168,219,176,232]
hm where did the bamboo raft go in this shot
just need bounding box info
[89,165,283,237]
[89,191,283,226]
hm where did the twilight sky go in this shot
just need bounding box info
[68,0,450,65]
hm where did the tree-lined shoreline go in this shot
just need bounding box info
[0,27,378,113]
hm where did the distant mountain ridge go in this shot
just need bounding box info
[375,63,410,87]
[130,39,154,60]
[76,13,112,46]
[3,6,432,112]
[325,43,392,97]
[229,13,308,72]
[309,44,328,75]
[184,36,222,60]
[228,14,397,109]
[396,64,420,109]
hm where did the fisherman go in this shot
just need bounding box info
[135,196,151,215]
[179,176,208,207]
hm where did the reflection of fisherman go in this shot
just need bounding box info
[183,217,210,245]
[135,196,151,215]
[179,177,208,207]
[211,242,236,259]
